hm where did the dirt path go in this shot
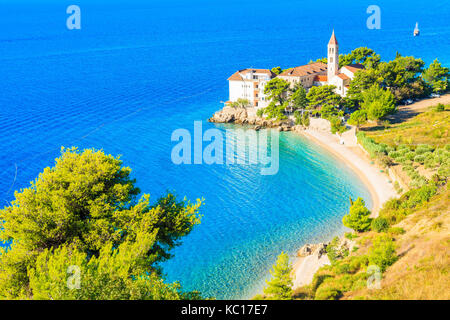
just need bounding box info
[389,93,450,122]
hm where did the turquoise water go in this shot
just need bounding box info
[0,0,449,299]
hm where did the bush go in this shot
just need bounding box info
[302,112,310,127]
[403,184,437,208]
[413,154,426,164]
[348,255,369,273]
[357,132,387,158]
[326,237,349,264]
[415,144,434,155]
[368,235,397,272]
[436,103,445,112]
[388,227,406,235]
[371,217,390,232]
[314,285,342,300]
[256,108,264,117]
[330,116,347,134]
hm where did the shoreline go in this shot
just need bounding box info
[289,128,397,289]
[299,129,394,216]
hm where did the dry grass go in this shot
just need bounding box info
[363,106,450,148]
[344,187,450,300]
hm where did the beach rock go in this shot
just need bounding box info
[298,244,313,257]
[209,106,249,123]
[297,243,328,258]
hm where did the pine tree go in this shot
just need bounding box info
[263,252,293,300]
[342,197,372,232]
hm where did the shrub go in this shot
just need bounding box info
[405,151,416,161]
[376,152,393,168]
[388,227,406,235]
[326,237,349,264]
[348,255,369,273]
[345,232,357,240]
[413,154,426,164]
[302,112,310,127]
[314,284,342,300]
[342,197,372,232]
[371,217,390,232]
[256,108,264,117]
[368,235,397,272]
[402,184,437,208]
[415,144,434,155]
[311,273,333,293]
[357,132,386,158]
[436,103,445,112]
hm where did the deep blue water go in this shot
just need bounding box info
[0,0,448,299]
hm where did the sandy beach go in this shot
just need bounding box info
[301,128,397,215]
[291,126,398,289]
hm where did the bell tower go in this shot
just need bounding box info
[327,30,339,81]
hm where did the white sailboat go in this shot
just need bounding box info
[414,22,420,36]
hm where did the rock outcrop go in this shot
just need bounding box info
[208,106,302,132]
[297,243,328,258]
[297,236,355,259]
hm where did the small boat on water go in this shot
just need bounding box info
[414,22,420,36]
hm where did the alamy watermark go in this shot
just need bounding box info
[366,5,381,29]
[367,265,382,290]
[66,5,81,30]
[67,265,81,290]
[171,121,279,175]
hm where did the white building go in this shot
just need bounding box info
[227,69,275,108]
[226,30,365,108]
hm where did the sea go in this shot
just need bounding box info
[0,0,448,299]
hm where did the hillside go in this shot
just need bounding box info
[292,104,449,300]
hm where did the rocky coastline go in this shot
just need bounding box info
[208,106,301,132]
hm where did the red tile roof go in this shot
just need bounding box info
[228,69,275,81]
[337,73,350,80]
[314,75,328,82]
[341,64,365,74]
[279,62,327,77]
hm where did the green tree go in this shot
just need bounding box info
[289,84,307,111]
[338,47,380,69]
[264,78,290,105]
[348,110,367,128]
[361,85,396,121]
[271,66,283,75]
[264,101,287,120]
[422,59,450,93]
[306,85,341,113]
[263,252,293,300]
[368,234,397,272]
[329,115,346,134]
[230,98,250,108]
[378,54,425,100]
[309,57,327,64]
[0,147,203,299]
[347,68,383,105]
[342,197,372,232]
